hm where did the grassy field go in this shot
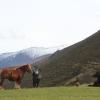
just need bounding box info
[0,87,100,100]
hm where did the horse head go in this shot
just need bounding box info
[32,65,41,79]
[25,64,33,73]
[33,65,39,74]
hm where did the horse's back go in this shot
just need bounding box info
[0,68,11,77]
[0,68,17,78]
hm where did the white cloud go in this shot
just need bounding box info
[0,0,99,53]
[0,30,26,39]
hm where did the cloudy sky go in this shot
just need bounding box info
[0,0,99,53]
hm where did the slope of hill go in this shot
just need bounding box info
[40,30,100,86]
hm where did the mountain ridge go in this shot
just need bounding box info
[0,46,65,68]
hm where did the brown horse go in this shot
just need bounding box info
[0,64,32,89]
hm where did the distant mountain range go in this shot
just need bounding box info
[0,46,65,68]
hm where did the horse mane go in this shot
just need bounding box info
[16,64,28,73]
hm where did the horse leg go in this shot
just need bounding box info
[0,78,4,89]
[33,82,35,88]
[32,80,36,88]
[15,80,21,89]
[36,79,40,88]
[35,81,38,88]
[15,82,20,89]
[36,83,38,88]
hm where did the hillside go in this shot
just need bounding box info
[40,30,100,86]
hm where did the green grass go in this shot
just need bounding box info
[0,87,100,100]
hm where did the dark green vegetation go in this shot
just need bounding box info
[0,87,100,100]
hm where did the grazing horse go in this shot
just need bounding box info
[32,66,41,88]
[0,64,32,89]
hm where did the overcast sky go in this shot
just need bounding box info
[0,0,100,53]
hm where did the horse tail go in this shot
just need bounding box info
[0,69,2,74]
[0,69,2,79]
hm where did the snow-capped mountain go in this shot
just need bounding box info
[0,46,65,68]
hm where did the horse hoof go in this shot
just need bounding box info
[0,87,4,90]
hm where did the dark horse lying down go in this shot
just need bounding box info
[32,66,41,88]
[92,71,100,86]
[0,64,32,89]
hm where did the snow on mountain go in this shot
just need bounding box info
[0,46,65,68]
